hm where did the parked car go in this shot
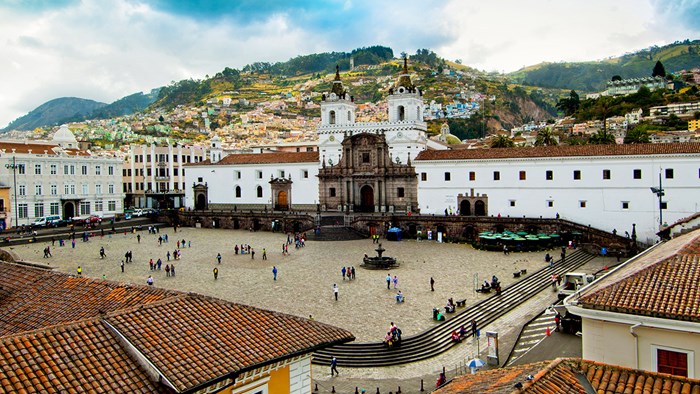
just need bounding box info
[132,209,145,217]
[84,216,102,225]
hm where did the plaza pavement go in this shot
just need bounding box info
[6,226,614,393]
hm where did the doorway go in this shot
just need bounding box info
[360,185,374,212]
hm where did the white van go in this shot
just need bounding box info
[32,215,61,228]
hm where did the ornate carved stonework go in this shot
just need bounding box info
[318,132,417,213]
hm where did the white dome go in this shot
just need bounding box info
[52,124,78,147]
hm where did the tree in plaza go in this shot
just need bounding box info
[490,134,515,148]
[624,128,651,144]
[555,90,580,116]
[652,60,666,78]
[534,127,559,146]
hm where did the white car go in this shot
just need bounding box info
[133,209,145,217]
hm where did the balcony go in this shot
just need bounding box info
[155,176,170,181]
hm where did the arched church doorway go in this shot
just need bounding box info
[277,191,288,210]
[475,200,486,216]
[196,194,207,210]
[360,185,374,212]
[63,202,75,219]
[460,200,471,216]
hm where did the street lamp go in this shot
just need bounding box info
[5,156,20,228]
[650,170,664,230]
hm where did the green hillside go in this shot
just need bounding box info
[509,39,700,92]
[2,97,107,132]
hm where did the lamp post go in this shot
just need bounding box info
[5,157,20,228]
[650,170,664,230]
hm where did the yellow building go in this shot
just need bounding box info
[0,185,9,231]
[689,118,700,131]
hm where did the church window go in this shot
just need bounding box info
[421,173,427,181]
[329,187,336,197]
[510,200,516,207]
[602,169,611,180]
[416,106,420,120]
[398,106,405,121]
[235,186,241,198]
[546,170,553,180]
[303,170,309,179]
[665,168,674,179]
[469,172,476,181]
[519,171,526,180]
[621,201,629,209]
[256,170,263,179]
[633,169,642,179]
[257,186,263,198]
[329,110,336,125]
[279,170,285,178]
[347,111,351,121]
[580,200,587,208]
[573,170,581,180]
[362,153,370,163]
[547,200,554,207]
[397,187,405,198]
[444,172,451,181]
[493,171,500,181]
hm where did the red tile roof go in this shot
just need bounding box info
[0,141,90,156]
[577,232,700,321]
[187,151,319,166]
[0,262,355,393]
[106,294,354,392]
[0,319,172,393]
[414,142,700,161]
[436,358,700,394]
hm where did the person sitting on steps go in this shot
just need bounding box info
[445,298,456,313]
[479,280,491,292]
[451,330,462,342]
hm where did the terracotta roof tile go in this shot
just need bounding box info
[436,358,700,394]
[0,141,90,156]
[0,319,172,394]
[0,262,180,336]
[186,151,319,166]
[415,142,700,161]
[105,294,354,392]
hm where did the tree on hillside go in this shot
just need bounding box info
[624,128,651,144]
[490,134,515,148]
[652,60,666,77]
[555,90,580,116]
[534,128,558,146]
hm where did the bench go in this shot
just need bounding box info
[456,299,467,307]
[445,305,456,313]
[513,271,521,278]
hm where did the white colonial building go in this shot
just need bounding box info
[0,125,125,228]
[414,144,700,243]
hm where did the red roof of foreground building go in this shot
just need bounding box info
[435,358,700,394]
[187,151,319,166]
[415,142,700,161]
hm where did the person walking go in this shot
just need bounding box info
[213,267,219,280]
[430,276,435,291]
[351,266,356,280]
[272,266,278,281]
[393,275,398,289]
[165,264,171,277]
[137,234,141,243]
[386,273,391,289]
[262,248,267,260]
[146,275,154,286]
[170,264,176,276]
[333,284,339,301]
[166,251,171,261]
[251,249,255,259]
[76,266,82,276]
[217,253,222,264]
[330,356,339,376]
[341,267,347,280]
[120,260,125,273]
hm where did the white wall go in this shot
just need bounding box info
[415,154,700,243]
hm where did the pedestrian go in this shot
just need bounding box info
[333,284,339,301]
[386,273,391,289]
[170,264,175,276]
[51,236,55,246]
[262,248,267,260]
[393,275,398,289]
[330,356,339,376]
[120,260,125,273]
[147,275,153,286]
[137,234,141,243]
[100,247,106,259]
[251,249,255,259]
[157,258,162,270]
[165,264,170,277]
[351,266,356,280]
[430,276,435,291]
[77,266,82,276]
[272,266,278,281]
[217,253,222,264]
[554,312,561,332]
[167,251,171,261]
[235,245,239,255]
[71,239,76,249]
[213,267,219,280]
[341,267,346,280]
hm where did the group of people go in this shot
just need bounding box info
[383,322,402,348]
[341,266,356,281]
[478,275,501,294]
[385,274,399,289]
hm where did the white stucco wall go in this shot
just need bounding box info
[288,356,311,394]
[415,154,700,243]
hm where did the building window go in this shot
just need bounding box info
[82,165,88,175]
[633,169,642,179]
[622,201,629,209]
[50,202,59,215]
[279,170,285,179]
[510,200,516,207]
[580,200,587,208]
[18,164,25,175]
[303,170,309,179]
[235,171,241,179]
[257,186,263,198]
[329,110,336,124]
[95,184,102,195]
[573,170,581,180]
[35,185,42,195]
[50,184,57,195]
[665,168,674,179]
[18,203,28,219]
[82,184,88,195]
[34,203,44,218]
[34,164,41,175]
[18,185,26,196]
[108,166,114,175]
[80,201,90,215]
[547,200,554,207]
[444,172,451,181]
[656,348,689,377]
[235,186,241,198]
[197,177,203,183]
[108,200,116,211]
[397,187,405,198]
[661,201,668,210]
[469,171,476,181]
[50,164,57,175]
[95,201,103,212]
[421,172,427,181]
[519,171,526,180]
[546,170,553,180]
[362,152,370,163]
[329,187,336,197]
[256,170,263,179]
[108,184,114,194]
[603,169,611,180]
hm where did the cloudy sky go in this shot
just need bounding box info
[1,0,699,128]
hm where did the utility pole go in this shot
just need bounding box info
[650,170,664,230]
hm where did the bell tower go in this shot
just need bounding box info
[318,65,356,166]
[387,57,424,123]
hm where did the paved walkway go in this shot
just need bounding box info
[7,227,613,393]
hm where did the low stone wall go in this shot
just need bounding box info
[176,210,316,233]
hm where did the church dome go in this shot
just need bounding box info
[330,65,348,98]
[394,57,415,92]
[52,124,78,148]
